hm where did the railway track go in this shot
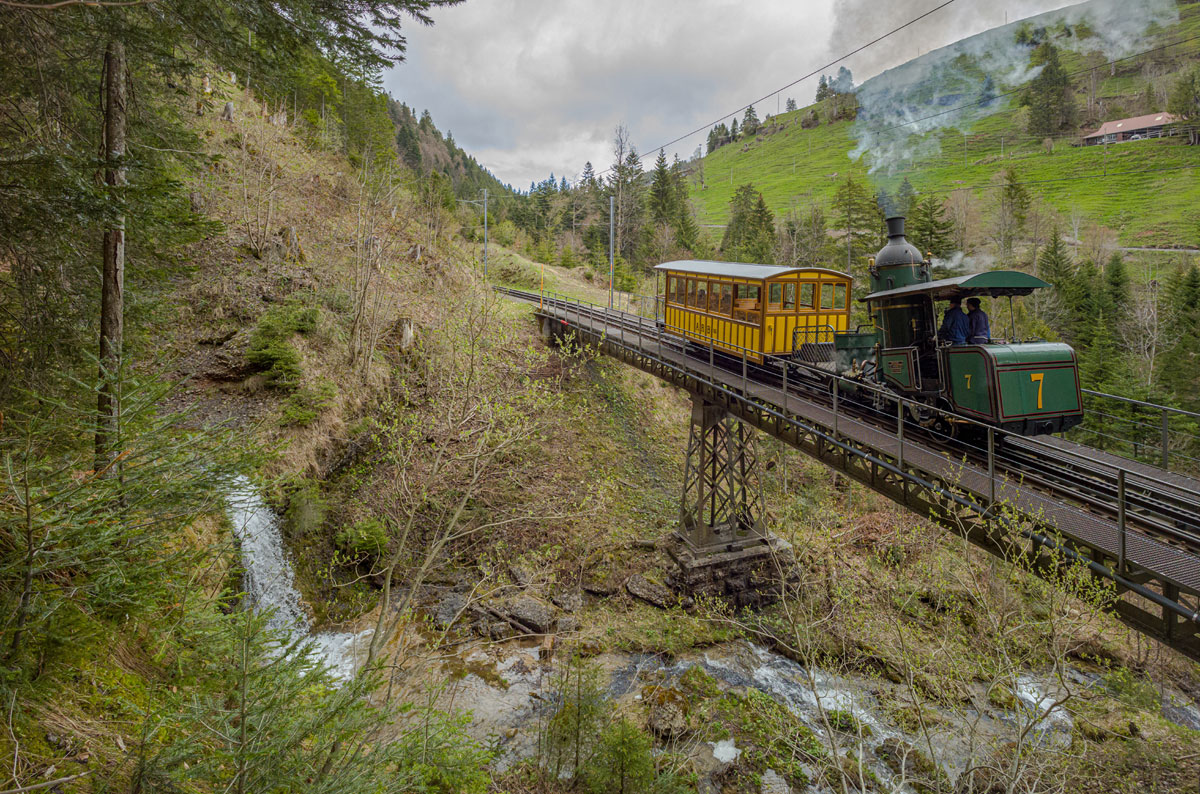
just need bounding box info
[499,286,1200,556]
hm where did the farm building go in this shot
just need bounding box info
[1082,112,1180,145]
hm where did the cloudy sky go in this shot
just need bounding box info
[383,0,1080,189]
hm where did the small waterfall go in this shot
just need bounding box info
[226,475,371,681]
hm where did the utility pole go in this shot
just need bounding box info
[963,132,967,166]
[457,189,490,276]
[609,195,615,309]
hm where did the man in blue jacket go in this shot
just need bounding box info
[967,297,991,344]
[938,296,969,345]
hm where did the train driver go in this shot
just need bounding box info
[967,297,991,344]
[937,296,969,345]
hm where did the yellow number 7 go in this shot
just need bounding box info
[1030,372,1044,409]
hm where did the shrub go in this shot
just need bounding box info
[280,379,337,426]
[335,517,389,560]
[247,303,321,388]
[285,480,327,539]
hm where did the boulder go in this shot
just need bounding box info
[760,769,791,794]
[505,595,556,634]
[557,615,581,633]
[626,574,674,609]
[551,590,582,612]
[508,563,533,587]
[646,687,689,738]
[435,593,468,630]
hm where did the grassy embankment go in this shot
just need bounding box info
[689,1,1200,247]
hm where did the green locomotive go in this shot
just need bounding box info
[832,217,1083,437]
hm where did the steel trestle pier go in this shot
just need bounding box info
[502,287,1200,662]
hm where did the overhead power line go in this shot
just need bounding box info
[598,0,958,176]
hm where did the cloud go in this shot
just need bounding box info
[383,0,1101,188]
[385,0,837,187]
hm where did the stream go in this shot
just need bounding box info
[222,481,1200,788]
[225,476,371,681]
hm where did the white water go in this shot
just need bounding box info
[226,475,371,681]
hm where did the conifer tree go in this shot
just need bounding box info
[895,178,917,217]
[1167,65,1200,145]
[730,118,740,139]
[1163,265,1200,404]
[786,97,797,112]
[1035,230,1079,337]
[742,104,760,136]
[907,193,955,258]
[1025,42,1075,135]
[1104,253,1131,321]
[816,75,831,102]
[834,175,883,271]
[649,149,675,225]
[721,185,775,263]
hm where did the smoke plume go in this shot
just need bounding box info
[841,0,1179,175]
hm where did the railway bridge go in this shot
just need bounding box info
[499,287,1200,663]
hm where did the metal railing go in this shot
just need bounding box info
[1071,389,1200,475]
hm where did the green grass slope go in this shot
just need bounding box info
[690,0,1200,247]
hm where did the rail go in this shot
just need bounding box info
[501,286,1200,660]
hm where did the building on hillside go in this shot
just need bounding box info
[1082,112,1180,145]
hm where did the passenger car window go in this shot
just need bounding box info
[820,283,833,309]
[721,284,734,314]
[783,283,797,310]
[768,283,782,308]
[799,283,815,308]
[834,283,848,309]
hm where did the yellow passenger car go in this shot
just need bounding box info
[655,261,853,363]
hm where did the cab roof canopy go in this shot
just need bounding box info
[656,260,851,281]
[861,271,1050,302]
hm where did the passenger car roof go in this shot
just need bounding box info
[655,260,851,281]
[861,271,1050,302]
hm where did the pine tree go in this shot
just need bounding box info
[1025,42,1075,135]
[834,175,883,272]
[730,118,740,139]
[1104,253,1131,321]
[670,155,699,252]
[816,75,831,102]
[989,167,1030,260]
[649,149,675,225]
[895,178,917,217]
[907,194,955,258]
[742,104,760,136]
[1167,65,1200,145]
[1035,230,1080,338]
[721,185,775,263]
[833,66,854,94]
[785,97,798,112]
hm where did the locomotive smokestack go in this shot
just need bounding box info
[870,215,928,293]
